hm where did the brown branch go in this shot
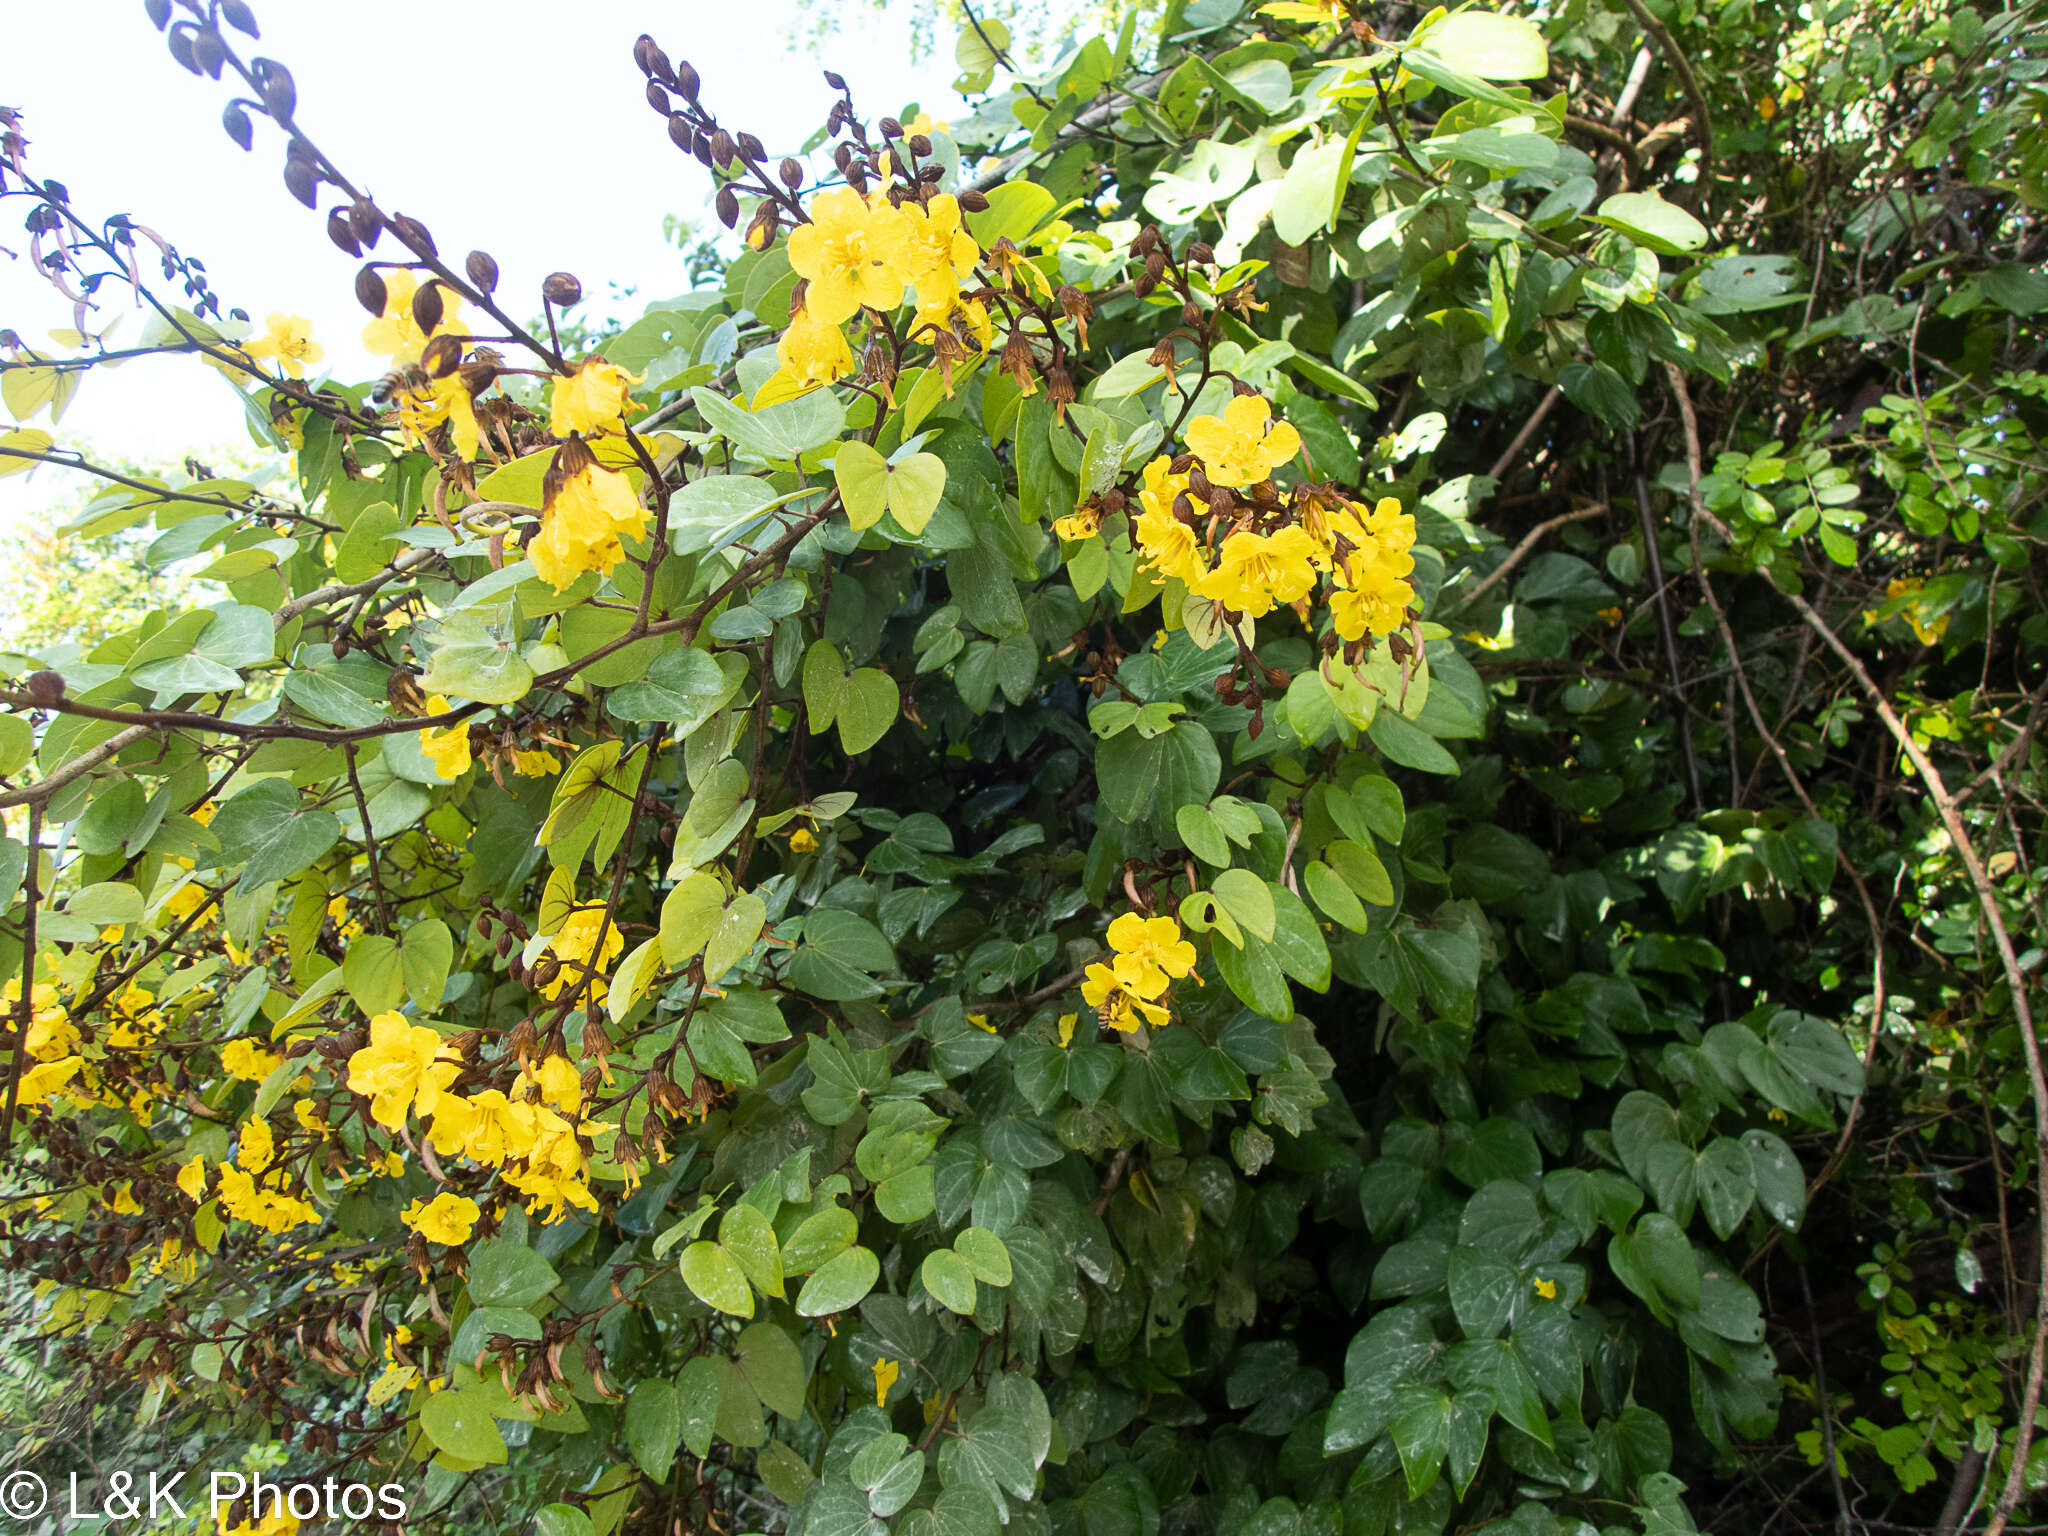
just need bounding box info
[1617,0,1716,207]
[1486,384,1564,483]
[1446,503,1606,613]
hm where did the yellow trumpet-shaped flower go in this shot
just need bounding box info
[530,462,649,592]
[550,360,643,438]
[346,1012,463,1132]
[394,373,481,460]
[1185,395,1302,488]
[404,1192,481,1245]
[892,193,981,301]
[1105,912,1198,1001]
[873,1356,900,1406]
[775,306,857,393]
[1194,526,1319,617]
[1081,963,1170,1033]
[243,312,323,378]
[788,188,908,325]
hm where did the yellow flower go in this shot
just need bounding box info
[531,463,648,592]
[421,720,473,780]
[1184,395,1301,487]
[517,1053,584,1114]
[217,1164,320,1233]
[775,306,857,392]
[404,1192,481,1245]
[913,292,994,353]
[1081,962,1170,1033]
[1534,1276,1559,1300]
[1757,94,1777,121]
[892,193,981,301]
[1055,1012,1077,1048]
[176,1153,208,1202]
[17,1056,82,1106]
[544,908,625,999]
[1881,577,1950,644]
[448,1089,542,1166]
[394,374,481,460]
[222,1036,283,1082]
[511,747,560,777]
[905,111,949,136]
[873,1356,899,1406]
[346,1012,463,1132]
[362,270,464,363]
[1194,527,1319,617]
[968,1012,996,1033]
[788,188,908,325]
[110,1182,143,1215]
[243,312,323,378]
[550,360,643,438]
[1133,458,1207,585]
[1330,577,1414,641]
[789,827,819,854]
[164,882,212,924]
[1106,912,1198,1001]
[237,1115,276,1173]
[1053,505,1103,543]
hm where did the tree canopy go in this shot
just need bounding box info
[0,0,2044,1534]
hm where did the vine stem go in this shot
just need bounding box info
[1668,364,2048,1536]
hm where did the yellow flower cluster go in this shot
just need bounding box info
[1082,913,1198,1032]
[216,1116,321,1234]
[345,1015,603,1224]
[541,907,625,1002]
[770,186,986,403]
[1085,393,1419,642]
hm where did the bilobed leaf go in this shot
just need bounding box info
[838,669,899,755]
[421,1389,509,1464]
[796,1244,881,1315]
[921,1248,979,1315]
[1417,10,1550,78]
[720,1202,786,1299]
[680,1240,756,1317]
[954,1226,1013,1286]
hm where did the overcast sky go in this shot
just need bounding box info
[1,0,965,529]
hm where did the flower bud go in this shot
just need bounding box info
[879,116,903,139]
[692,132,716,168]
[634,35,674,83]
[958,188,990,213]
[645,81,669,114]
[1187,464,1212,498]
[1133,273,1156,299]
[219,0,257,35]
[411,279,445,336]
[353,266,387,316]
[824,69,847,89]
[422,334,463,378]
[25,669,66,705]
[192,24,226,79]
[1209,487,1235,519]
[325,207,361,257]
[281,155,317,209]
[465,249,499,293]
[666,113,692,152]
[144,0,171,28]
[779,157,804,191]
[166,24,201,74]
[715,185,740,228]
[1183,302,1203,327]
[390,212,436,258]
[347,200,383,247]
[673,59,700,99]
[908,133,932,157]
[221,102,253,151]
[709,129,735,167]
[542,271,582,308]
[1144,249,1168,280]
[918,162,945,183]
[833,142,856,173]
[736,131,765,163]
[253,58,296,121]
[1188,240,1215,264]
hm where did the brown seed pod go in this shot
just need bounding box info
[673,59,700,99]
[958,188,990,213]
[541,271,583,308]
[645,81,669,115]
[736,131,765,163]
[389,212,436,258]
[709,129,736,167]
[779,157,804,191]
[24,669,66,706]
[715,185,740,228]
[325,208,360,258]
[410,279,445,337]
[465,249,499,293]
[353,266,387,317]
[347,200,383,247]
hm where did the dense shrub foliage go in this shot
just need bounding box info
[0,0,2044,1534]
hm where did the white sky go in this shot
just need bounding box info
[0,0,966,528]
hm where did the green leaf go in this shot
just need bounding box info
[1391,1388,1453,1498]
[466,1241,561,1308]
[210,779,341,893]
[721,1202,786,1299]
[608,647,744,729]
[680,1240,756,1317]
[1697,1137,1756,1239]
[921,1248,979,1315]
[694,384,845,460]
[1416,10,1549,77]
[796,1244,881,1315]
[625,1379,681,1481]
[1592,192,1710,256]
[1212,868,1276,942]
[677,1355,720,1457]
[399,918,453,1009]
[782,1205,857,1274]
[341,936,405,1015]
[419,610,533,705]
[1742,1128,1806,1229]
[735,1321,809,1418]
[421,1389,508,1464]
[838,669,900,755]
[954,1227,1013,1286]
[834,440,949,535]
